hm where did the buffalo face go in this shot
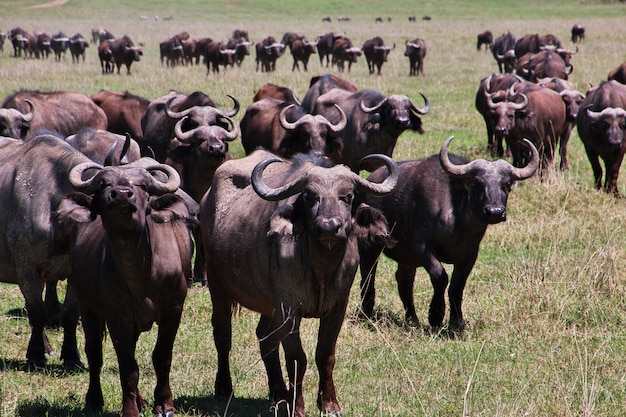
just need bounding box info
[586,107,626,149]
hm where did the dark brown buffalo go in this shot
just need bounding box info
[404,38,427,76]
[231,28,249,42]
[181,38,198,65]
[90,90,150,141]
[576,80,626,196]
[571,24,585,43]
[98,41,114,73]
[491,31,517,73]
[477,30,493,51]
[36,32,52,59]
[160,36,184,67]
[240,97,346,158]
[516,50,571,82]
[608,62,626,84]
[253,83,301,104]
[475,72,525,157]
[68,33,89,63]
[290,39,317,71]
[109,35,143,75]
[332,37,361,73]
[486,82,566,179]
[54,158,194,417]
[205,41,236,74]
[313,88,430,171]
[201,150,398,417]
[90,27,114,44]
[362,36,394,75]
[301,74,358,113]
[315,32,344,67]
[537,77,586,170]
[514,33,561,58]
[255,36,286,72]
[0,133,90,369]
[50,32,70,61]
[280,31,305,50]
[9,27,26,57]
[358,136,538,333]
[65,128,142,166]
[141,91,238,162]
[2,90,108,139]
[225,38,251,67]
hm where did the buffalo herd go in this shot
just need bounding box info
[1,17,626,417]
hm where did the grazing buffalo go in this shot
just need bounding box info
[2,90,108,139]
[54,158,195,417]
[571,24,585,43]
[332,37,361,72]
[491,31,517,73]
[65,128,142,165]
[280,31,306,51]
[301,73,358,113]
[477,30,493,51]
[68,33,89,63]
[90,89,150,141]
[577,80,626,196]
[537,77,586,170]
[97,41,114,73]
[313,88,430,171]
[485,82,566,179]
[240,97,346,158]
[90,27,114,44]
[475,72,524,157]
[253,83,301,104]
[109,35,143,75]
[201,150,398,417]
[404,38,427,76]
[255,37,285,72]
[362,36,394,75]
[141,90,238,162]
[0,133,90,369]
[290,39,317,71]
[608,62,626,84]
[358,136,538,333]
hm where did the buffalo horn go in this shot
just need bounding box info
[279,104,301,130]
[510,139,539,180]
[327,104,347,132]
[409,92,431,115]
[68,162,104,194]
[222,94,240,117]
[174,116,195,142]
[103,139,120,166]
[21,100,34,122]
[360,95,388,113]
[143,163,181,195]
[164,96,191,119]
[222,116,240,140]
[586,107,626,121]
[251,157,307,201]
[353,154,399,196]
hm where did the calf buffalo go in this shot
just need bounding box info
[201,150,398,417]
[358,136,538,333]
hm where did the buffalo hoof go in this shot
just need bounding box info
[154,411,174,417]
[63,359,86,373]
[25,359,46,372]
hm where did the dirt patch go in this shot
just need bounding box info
[27,0,69,9]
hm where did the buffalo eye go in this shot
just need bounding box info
[340,192,354,204]
[302,190,319,205]
[620,120,626,130]
[502,181,512,193]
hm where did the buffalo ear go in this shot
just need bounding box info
[353,203,396,248]
[54,193,95,224]
[148,194,191,223]
[268,204,305,237]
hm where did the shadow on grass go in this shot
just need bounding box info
[15,397,118,417]
[0,357,86,376]
[176,394,279,417]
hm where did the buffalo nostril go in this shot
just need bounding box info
[485,206,505,218]
[319,217,341,233]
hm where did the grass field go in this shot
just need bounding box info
[1,0,626,416]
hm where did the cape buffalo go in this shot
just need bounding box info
[300,73,358,114]
[362,36,394,75]
[404,38,426,76]
[201,150,398,417]
[358,136,538,334]
[90,90,150,141]
[54,158,195,417]
[491,32,517,73]
[577,80,626,196]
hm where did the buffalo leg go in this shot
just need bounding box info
[583,144,604,191]
[60,283,82,368]
[152,298,184,417]
[423,258,449,329]
[448,257,477,335]
[559,125,573,171]
[256,313,289,405]
[108,319,145,417]
[279,316,307,417]
[18,276,47,368]
[82,308,105,412]
[395,264,419,325]
[44,280,62,327]
[358,244,382,319]
[315,299,348,416]
[603,153,625,197]
[209,282,234,397]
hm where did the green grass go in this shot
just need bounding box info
[2,0,626,416]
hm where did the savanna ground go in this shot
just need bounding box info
[1,0,626,416]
